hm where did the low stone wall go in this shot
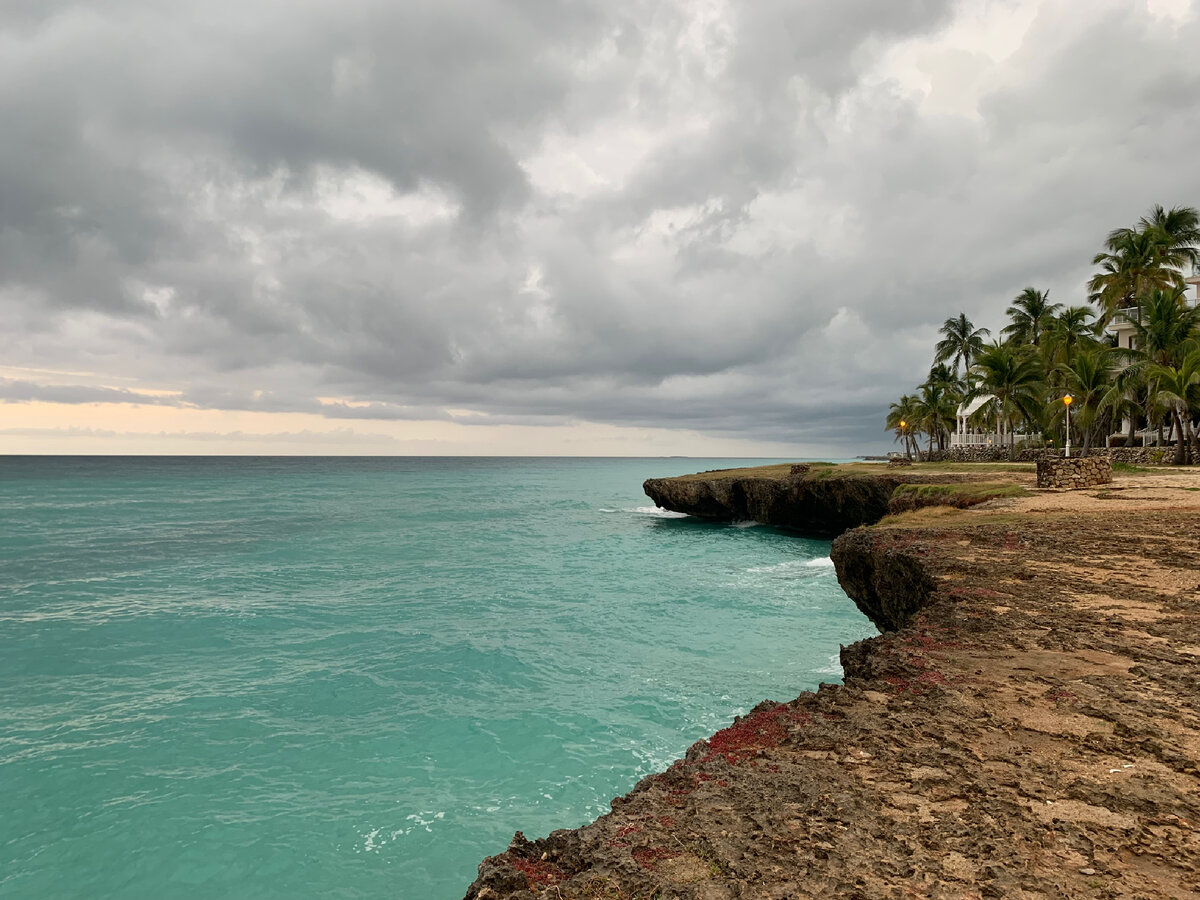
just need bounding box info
[1101,446,1196,465]
[926,445,1195,464]
[1036,457,1113,489]
[923,447,1014,463]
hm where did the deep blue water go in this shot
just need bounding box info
[0,456,876,899]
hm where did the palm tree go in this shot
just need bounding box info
[1042,305,1099,368]
[914,381,958,453]
[1148,348,1200,465]
[1002,288,1062,347]
[925,362,962,393]
[1056,346,1118,455]
[886,395,922,460]
[1102,364,1151,449]
[1128,285,1200,368]
[1139,204,1200,274]
[1088,227,1178,325]
[967,343,1046,453]
[934,313,991,376]
[1122,286,1200,448]
[1089,206,1200,326]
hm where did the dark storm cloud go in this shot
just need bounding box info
[3,0,1200,452]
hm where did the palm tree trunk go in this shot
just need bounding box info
[1173,408,1188,465]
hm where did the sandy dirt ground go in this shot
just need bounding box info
[465,469,1200,900]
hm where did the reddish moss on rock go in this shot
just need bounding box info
[509,857,564,890]
[631,846,681,870]
[700,703,811,765]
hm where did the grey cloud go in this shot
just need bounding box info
[3,1,1200,454]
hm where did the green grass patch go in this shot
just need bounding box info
[1111,461,1153,474]
[889,481,1028,513]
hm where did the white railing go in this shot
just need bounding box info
[950,433,1028,448]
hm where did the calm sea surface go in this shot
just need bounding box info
[0,456,876,899]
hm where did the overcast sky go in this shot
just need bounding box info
[2,0,1198,456]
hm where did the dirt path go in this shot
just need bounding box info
[465,472,1200,900]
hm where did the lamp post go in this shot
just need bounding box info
[1063,395,1074,458]
[899,420,909,460]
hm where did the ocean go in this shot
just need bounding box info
[0,456,877,899]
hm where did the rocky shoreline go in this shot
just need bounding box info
[464,464,1200,899]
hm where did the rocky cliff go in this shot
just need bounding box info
[464,468,1200,899]
[642,471,900,536]
[830,527,938,632]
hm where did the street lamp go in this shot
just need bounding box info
[899,420,909,459]
[1063,395,1074,457]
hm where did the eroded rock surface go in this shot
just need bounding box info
[464,487,1200,900]
[642,472,900,536]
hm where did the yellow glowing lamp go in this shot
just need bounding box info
[1063,395,1073,406]
[899,419,907,428]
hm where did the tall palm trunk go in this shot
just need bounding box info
[1172,408,1188,465]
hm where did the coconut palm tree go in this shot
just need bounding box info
[886,395,922,460]
[966,343,1046,453]
[1101,361,1153,449]
[1147,348,1200,464]
[1042,305,1100,368]
[934,313,991,376]
[1139,204,1200,274]
[1056,346,1118,456]
[1001,288,1062,347]
[1088,227,1178,325]
[1119,287,1200,448]
[1128,286,1200,368]
[914,381,958,453]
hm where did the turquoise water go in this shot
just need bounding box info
[0,457,876,900]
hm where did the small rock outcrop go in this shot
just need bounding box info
[642,473,899,537]
[829,526,938,632]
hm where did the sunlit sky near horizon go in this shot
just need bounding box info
[2,0,1199,456]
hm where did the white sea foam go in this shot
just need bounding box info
[746,557,833,574]
[730,519,760,529]
[815,653,844,676]
[631,505,689,518]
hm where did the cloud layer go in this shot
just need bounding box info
[3,0,1199,453]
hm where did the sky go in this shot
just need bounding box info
[2,0,1199,457]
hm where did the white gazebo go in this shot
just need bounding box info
[951,394,1028,448]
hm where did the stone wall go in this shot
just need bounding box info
[1036,457,1113,489]
[925,445,1196,465]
